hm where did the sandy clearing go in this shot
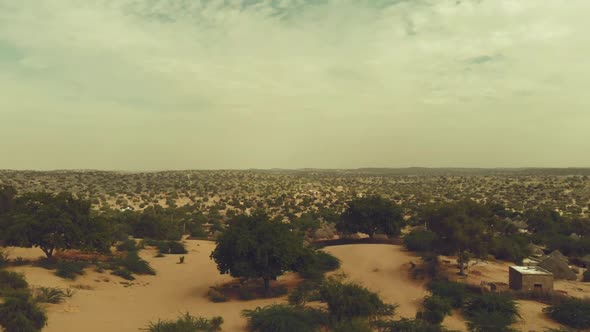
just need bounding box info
[7,243,436,332]
[6,243,577,332]
[324,244,428,318]
[8,241,284,332]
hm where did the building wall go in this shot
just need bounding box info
[509,267,523,290]
[521,274,553,292]
[509,267,554,292]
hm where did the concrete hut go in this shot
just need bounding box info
[509,266,554,292]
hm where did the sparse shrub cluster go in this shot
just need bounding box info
[544,298,590,330]
[33,287,76,304]
[243,304,327,332]
[117,251,156,276]
[111,268,135,281]
[293,248,341,280]
[427,279,471,309]
[155,241,188,255]
[143,312,223,332]
[426,278,519,331]
[0,270,29,294]
[245,277,400,332]
[464,293,520,332]
[0,291,47,332]
[319,277,396,323]
[55,261,88,280]
[207,287,228,303]
[374,318,452,332]
[416,296,452,325]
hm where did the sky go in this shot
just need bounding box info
[0,0,589,170]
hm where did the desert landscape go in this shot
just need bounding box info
[1,169,590,332]
[2,1,590,331]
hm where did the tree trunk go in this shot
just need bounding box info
[263,277,270,292]
[41,247,54,259]
[458,250,469,276]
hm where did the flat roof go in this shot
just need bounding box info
[510,265,552,275]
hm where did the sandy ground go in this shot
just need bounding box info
[4,244,580,332]
[324,245,467,331]
[6,242,282,332]
[6,243,434,332]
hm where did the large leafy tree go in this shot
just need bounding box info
[210,210,303,290]
[1,192,111,258]
[424,200,492,275]
[337,196,404,238]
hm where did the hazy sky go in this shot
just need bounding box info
[1,0,589,170]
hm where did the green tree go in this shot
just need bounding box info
[464,293,520,332]
[424,200,492,275]
[337,196,404,238]
[318,277,396,323]
[210,211,304,290]
[0,192,111,258]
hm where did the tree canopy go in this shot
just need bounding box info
[0,192,111,258]
[210,210,304,290]
[423,200,492,275]
[337,196,404,238]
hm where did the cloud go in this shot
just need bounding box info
[0,0,589,169]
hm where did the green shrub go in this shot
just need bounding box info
[34,257,59,270]
[0,291,47,332]
[417,295,452,325]
[465,293,520,332]
[118,251,156,275]
[288,281,320,306]
[242,304,326,332]
[116,238,138,252]
[544,298,590,329]
[427,278,470,308]
[404,230,438,252]
[55,261,87,280]
[332,318,373,332]
[207,288,228,303]
[111,268,135,281]
[583,269,590,282]
[143,312,223,332]
[0,270,28,292]
[12,257,32,266]
[293,249,341,280]
[319,278,396,322]
[162,241,188,255]
[374,318,451,332]
[33,287,75,304]
[491,235,529,264]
